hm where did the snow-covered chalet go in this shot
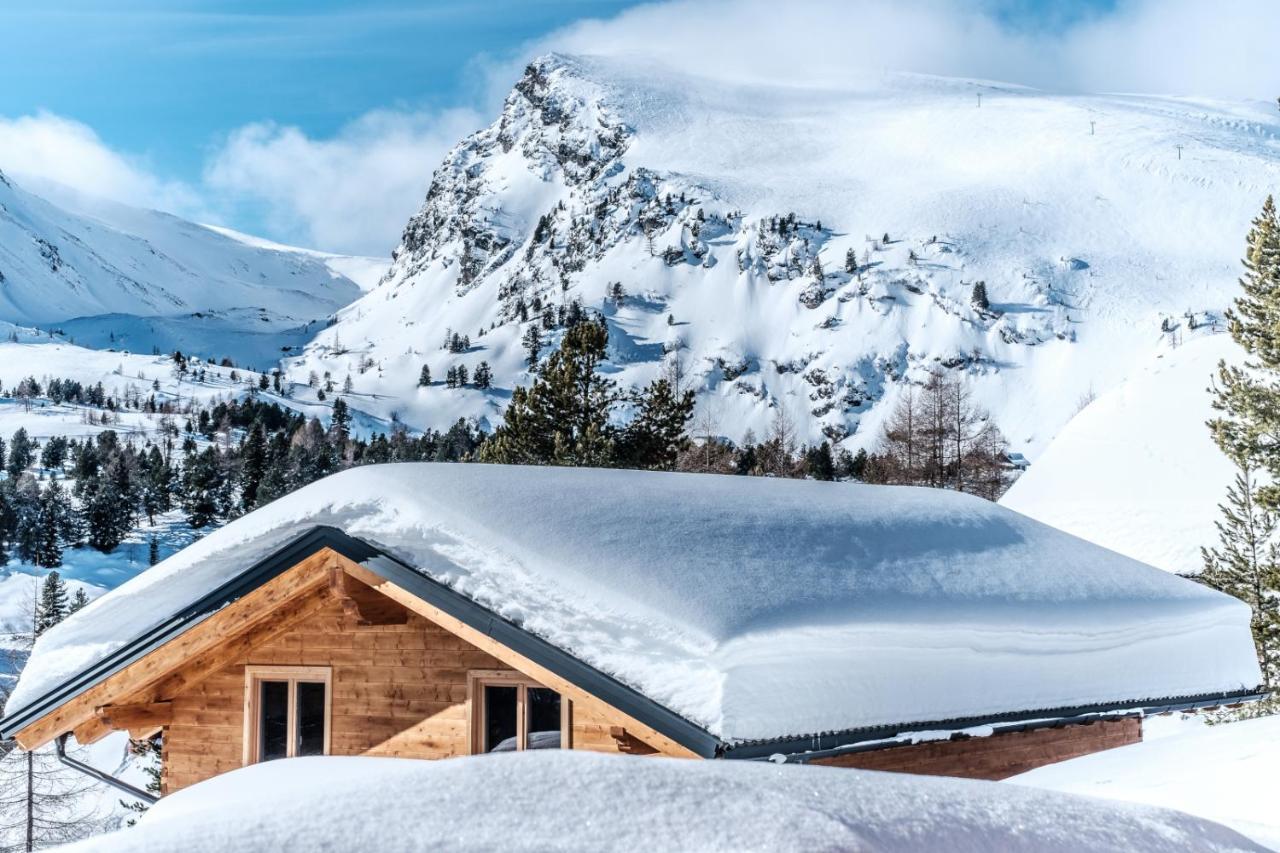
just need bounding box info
[0,464,1264,798]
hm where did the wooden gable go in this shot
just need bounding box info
[12,546,697,793]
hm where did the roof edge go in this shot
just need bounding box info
[0,526,721,758]
[719,688,1270,761]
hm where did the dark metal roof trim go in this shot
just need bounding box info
[0,526,720,758]
[0,526,360,739]
[719,688,1269,761]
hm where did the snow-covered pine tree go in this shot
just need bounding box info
[35,570,68,635]
[69,587,89,613]
[844,247,857,274]
[418,364,431,387]
[522,325,542,372]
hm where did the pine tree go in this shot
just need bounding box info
[806,442,836,481]
[148,535,160,566]
[1203,196,1280,701]
[418,364,431,387]
[456,364,469,387]
[239,424,268,512]
[182,447,225,529]
[473,362,493,389]
[36,571,68,634]
[1201,466,1280,689]
[482,319,618,466]
[445,366,458,389]
[69,587,90,613]
[617,379,696,470]
[522,325,542,372]
[845,247,858,274]
[971,281,990,312]
[330,398,352,443]
[7,428,33,478]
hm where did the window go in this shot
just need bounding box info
[243,666,332,765]
[468,671,569,754]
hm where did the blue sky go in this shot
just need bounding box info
[0,0,1266,255]
[0,1,637,182]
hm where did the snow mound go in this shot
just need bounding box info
[1011,714,1280,849]
[1001,333,1241,574]
[9,464,1260,742]
[60,751,1265,853]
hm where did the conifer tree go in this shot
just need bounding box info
[1201,467,1280,688]
[522,325,542,372]
[473,362,493,389]
[239,424,268,512]
[330,398,352,443]
[971,281,990,312]
[36,571,68,634]
[617,379,695,470]
[7,428,33,478]
[418,364,431,387]
[69,587,89,614]
[482,319,617,466]
[845,247,858,274]
[1204,196,1280,697]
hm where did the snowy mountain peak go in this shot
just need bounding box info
[294,54,1280,454]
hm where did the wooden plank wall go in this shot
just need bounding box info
[806,717,1142,780]
[163,595,671,792]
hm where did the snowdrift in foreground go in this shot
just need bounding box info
[10,464,1260,742]
[60,752,1264,853]
[1001,333,1240,575]
[1012,714,1280,849]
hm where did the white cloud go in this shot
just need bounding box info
[522,0,1280,100]
[203,108,483,257]
[0,112,206,217]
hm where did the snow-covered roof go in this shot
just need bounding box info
[6,464,1263,743]
[59,752,1263,853]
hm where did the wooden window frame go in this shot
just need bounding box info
[242,665,333,766]
[467,669,571,755]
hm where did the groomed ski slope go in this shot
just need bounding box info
[9,464,1261,743]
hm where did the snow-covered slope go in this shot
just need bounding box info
[289,53,1280,452]
[1012,714,1280,849]
[1001,332,1240,574]
[0,171,379,368]
[10,464,1261,743]
[61,752,1265,853]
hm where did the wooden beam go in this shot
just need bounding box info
[328,565,408,627]
[94,701,173,738]
[339,556,699,759]
[71,716,111,747]
[13,550,333,750]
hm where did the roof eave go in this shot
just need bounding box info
[718,688,1270,761]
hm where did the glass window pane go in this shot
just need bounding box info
[526,688,561,749]
[258,680,289,762]
[484,685,518,752]
[296,681,326,757]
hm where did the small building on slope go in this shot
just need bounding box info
[0,464,1263,796]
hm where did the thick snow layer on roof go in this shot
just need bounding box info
[59,752,1264,853]
[1012,714,1280,849]
[7,464,1262,741]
